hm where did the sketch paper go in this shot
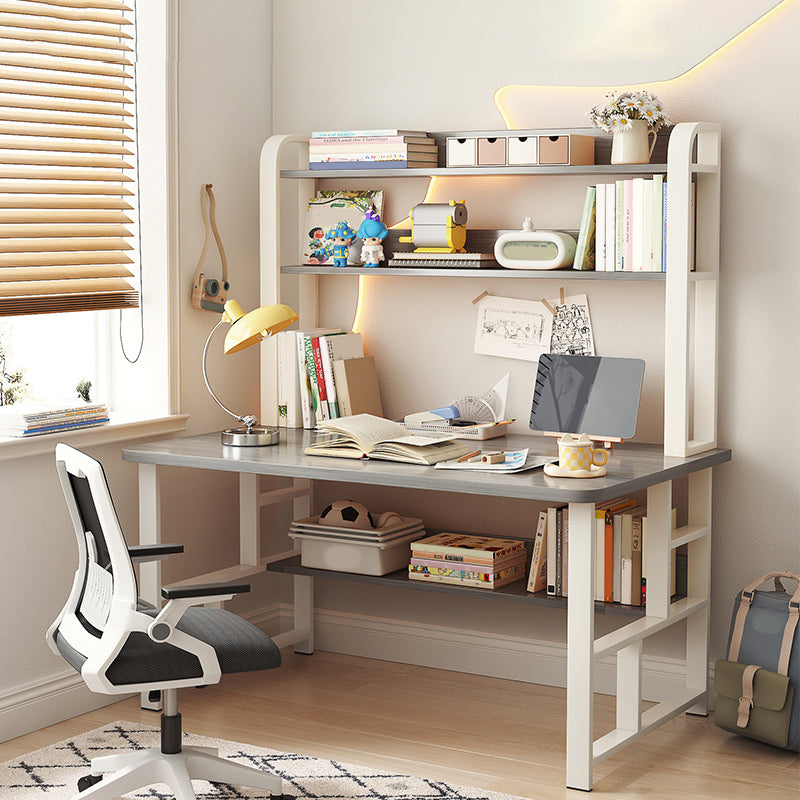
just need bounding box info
[548,293,595,356]
[474,296,553,362]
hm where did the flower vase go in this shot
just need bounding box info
[610,120,657,165]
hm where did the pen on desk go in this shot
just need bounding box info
[456,449,481,463]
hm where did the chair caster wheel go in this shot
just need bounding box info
[78,774,103,791]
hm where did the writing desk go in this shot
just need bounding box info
[123,430,730,791]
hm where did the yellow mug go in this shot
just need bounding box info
[557,433,609,472]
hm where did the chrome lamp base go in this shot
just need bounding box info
[221,426,280,447]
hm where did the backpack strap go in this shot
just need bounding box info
[736,664,761,728]
[728,571,800,675]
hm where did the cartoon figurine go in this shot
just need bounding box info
[356,211,388,267]
[324,221,357,267]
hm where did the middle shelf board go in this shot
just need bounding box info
[281,265,667,279]
[267,555,651,617]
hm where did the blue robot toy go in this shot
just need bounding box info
[324,221,357,267]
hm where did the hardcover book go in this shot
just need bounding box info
[411,533,525,561]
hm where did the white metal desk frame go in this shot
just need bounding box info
[127,435,723,793]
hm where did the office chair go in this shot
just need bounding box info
[47,443,287,800]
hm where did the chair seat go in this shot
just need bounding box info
[56,607,281,687]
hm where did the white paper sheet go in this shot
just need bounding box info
[474,296,553,362]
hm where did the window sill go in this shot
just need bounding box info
[0,413,189,462]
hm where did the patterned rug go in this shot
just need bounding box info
[0,721,525,800]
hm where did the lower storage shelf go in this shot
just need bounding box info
[266,555,648,617]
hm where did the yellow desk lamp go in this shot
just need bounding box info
[202,299,298,446]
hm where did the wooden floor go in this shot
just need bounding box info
[2,650,798,799]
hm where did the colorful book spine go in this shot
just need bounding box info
[2,417,109,437]
[410,534,525,560]
[310,337,329,420]
[310,135,432,145]
[614,179,624,271]
[408,561,526,589]
[410,551,525,574]
[310,129,427,138]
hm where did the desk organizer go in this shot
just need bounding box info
[445,129,596,167]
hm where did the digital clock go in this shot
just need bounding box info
[494,217,577,269]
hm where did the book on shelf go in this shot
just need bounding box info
[618,505,646,605]
[309,151,438,163]
[410,550,525,575]
[310,134,434,146]
[527,509,548,593]
[331,356,383,417]
[572,186,596,270]
[305,414,473,465]
[411,532,526,561]
[308,142,438,155]
[0,414,109,437]
[310,129,429,138]
[595,497,636,602]
[309,159,438,171]
[408,559,526,589]
[641,507,678,607]
[298,328,342,427]
[546,504,565,596]
[317,332,364,419]
[596,177,669,272]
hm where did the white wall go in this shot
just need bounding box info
[272,0,800,669]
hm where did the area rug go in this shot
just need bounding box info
[0,721,524,799]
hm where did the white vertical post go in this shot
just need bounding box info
[138,463,161,607]
[686,468,712,714]
[293,575,314,654]
[645,481,672,620]
[616,641,643,732]
[566,502,595,791]
[239,473,260,567]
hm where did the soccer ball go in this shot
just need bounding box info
[319,499,375,529]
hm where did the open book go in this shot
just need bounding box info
[305,414,475,465]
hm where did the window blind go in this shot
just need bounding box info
[0,0,138,316]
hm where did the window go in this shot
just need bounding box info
[0,0,139,316]
[0,1,174,421]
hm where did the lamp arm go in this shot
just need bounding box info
[202,320,256,428]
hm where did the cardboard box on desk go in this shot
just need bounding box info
[332,356,383,417]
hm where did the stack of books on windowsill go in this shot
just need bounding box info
[0,402,109,437]
[408,532,527,589]
[308,129,439,170]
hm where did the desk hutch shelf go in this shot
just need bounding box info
[127,122,727,793]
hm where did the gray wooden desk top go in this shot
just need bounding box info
[123,430,731,504]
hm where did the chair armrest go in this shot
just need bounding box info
[146,581,250,644]
[128,543,184,564]
[161,581,250,600]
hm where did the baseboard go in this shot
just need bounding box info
[0,671,120,744]
[270,603,707,703]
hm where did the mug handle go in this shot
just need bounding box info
[647,129,657,159]
[592,448,609,467]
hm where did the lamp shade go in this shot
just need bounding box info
[222,300,298,355]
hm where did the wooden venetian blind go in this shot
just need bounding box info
[0,0,138,315]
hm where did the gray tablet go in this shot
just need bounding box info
[529,354,645,440]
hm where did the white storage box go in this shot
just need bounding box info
[446,137,477,166]
[289,530,422,575]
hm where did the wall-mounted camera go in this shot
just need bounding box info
[191,272,229,313]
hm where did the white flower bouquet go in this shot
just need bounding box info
[587,89,670,133]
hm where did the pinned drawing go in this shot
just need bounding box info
[474,295,553,362]
[548,293,595,356]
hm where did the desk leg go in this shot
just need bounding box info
[293,575,314,654]
[566,502,595,792]
[138,462,163,711]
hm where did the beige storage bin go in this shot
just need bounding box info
[289,530,420,575]
[507,135,538,165]
[446,137,477,167]
[477,136,507,166]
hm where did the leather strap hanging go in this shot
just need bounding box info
[728,570,800,675]
[191,183,230,313]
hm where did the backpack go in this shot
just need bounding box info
[714,571,799,751]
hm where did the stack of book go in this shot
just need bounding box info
[277,328,383,429]
[540,498,678,607]
[0,402,109,437]
[308,129,439,170]
[572,176,689,272]
[408,533,527,589]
